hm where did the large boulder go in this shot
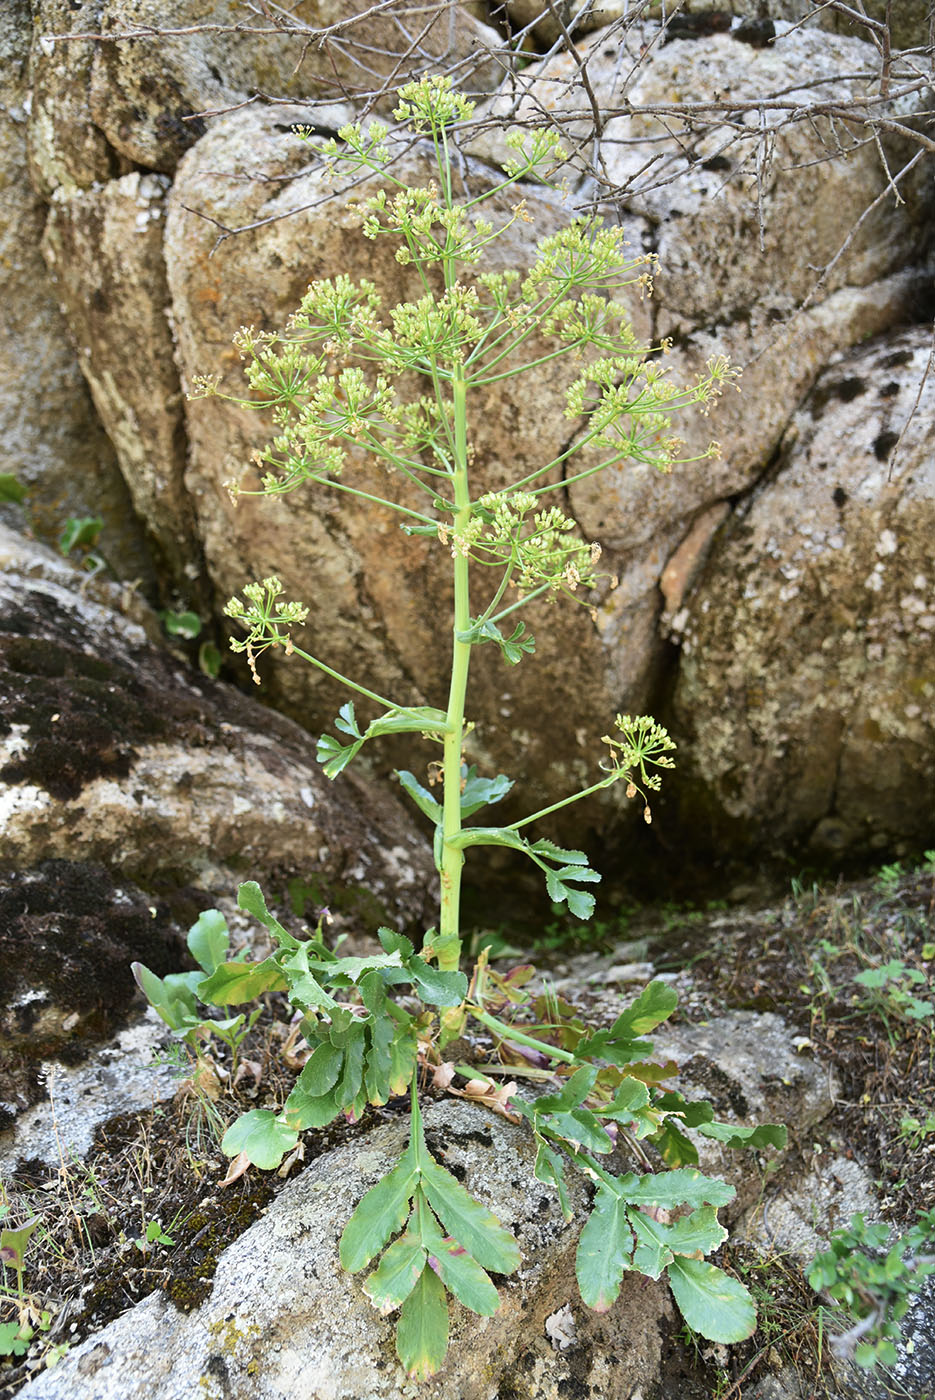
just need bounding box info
[668,326,935,862]
[42,171,201,588]
[0,1,154,584]
[0,527,434,927]
[27,0,502,189]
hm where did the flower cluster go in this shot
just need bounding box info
[224,577,309,684]
[454,492,600,592]
[601,715,677,823]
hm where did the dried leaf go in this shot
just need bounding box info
[219,1150,251,1188]
[431,1062,456,1090]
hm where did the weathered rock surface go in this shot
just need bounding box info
[669,326,935,862]
[13,1097,672,1400]
[0,527,434,925]
[42,171,200,587]
[0,1013,180,1172]
[0,2,154,584]
[28,0,501,185]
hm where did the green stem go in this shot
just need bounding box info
[506,773,620,832]
[289,644,435,721]
[437,366,472,973]
[469,1007,577,1064]
[483,582,551,628]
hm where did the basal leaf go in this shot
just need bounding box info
[283,1081,342,1131]
[652,1119,699,1168]
[535,1140,573,1222]
[696,1122,788,1152]
[296,1040,344,1097]
[667,1257,757,1343]
[221,1109,299,1170]
[536,1065,598,1113]
[396,1263,449,1380]
[364,1231,427,1314]
[542,1109,613,1155]
[630,1204,727,1279]
[131,964,202,1032]
[417,1195,500,1316]
[606,981,679,1040]
[420,1156,521,1275]
[387,1019,420,1097]
[603,1077,651,1120]
[311,951,404,982]
[377,927,416,961]
[236,881,300,949]
[339,1151,419,1273]
[335,1021,367,1108]
[365,1007,395,1106]
[576,1184,633,1311]
[616,1168,735,1212]
[186,909,230,976]
[407,956,468,1008]
[195,958,286,1006]
[279,946,339,1011]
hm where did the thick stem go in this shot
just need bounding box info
[437,367,471,973]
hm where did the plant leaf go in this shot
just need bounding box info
[364,1231,427,1314]
[576,1184,633,1311]
[459,766,513,818]
[420,1155,521,1275]
[696,1121,788,1151]
[195,958,287,1006]
[131,964,203,1032]
[296,1040,345,1097]
[406,956,468,1007]
[667,1257,757,1342]
[535,1140,573,1222]
[615,1168,735,1212]
[221,1110,299,1170]
[340,1150,419,1273]
[417,1195,500,1316]
[396,770,442,824]
[186,909,230,976]
[396,1263,449,1380]
[237,881,299,949]
[0,473,28,505]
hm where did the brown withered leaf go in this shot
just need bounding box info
[219,1151,251,1188]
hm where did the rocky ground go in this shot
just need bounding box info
[1,863,932,1399]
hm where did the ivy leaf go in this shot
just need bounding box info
[340,1150,419,1273]
[396,1263,449,1380]
[666,1257,757,1342]
[186,909,230,976]
[696,1121,788,1152]
[221,1110,299,1170]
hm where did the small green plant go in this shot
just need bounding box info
[898,1111,935,1151]
[851,959,933,1044]
[874,861,903,895]
[0,473,28,506]
[136,76,781,1378]
[808,1210,935,1368]
[132,1219,176,1254]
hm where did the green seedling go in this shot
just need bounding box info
[852,960,933,1044]
[132,1220,176,1254]
[809,1210,935,1368]
[137,75,781,1378]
